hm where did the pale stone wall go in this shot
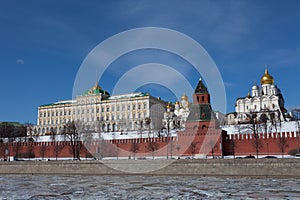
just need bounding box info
[0,159,299,177]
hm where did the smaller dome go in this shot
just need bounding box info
[175,101,179,105]
[92,82,102,90]
[181,94,188,101]
[260,69,274,85]
[252,83,258,90]
[271,84,276,88]
[167,102,171,109]
[84,82,110,96]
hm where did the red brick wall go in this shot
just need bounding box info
[223,131,300,157]
[1,131,297,160]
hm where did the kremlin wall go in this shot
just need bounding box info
[1,70,300,161]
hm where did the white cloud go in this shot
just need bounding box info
[16,59,24,64]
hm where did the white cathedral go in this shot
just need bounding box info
[227,69,290,125]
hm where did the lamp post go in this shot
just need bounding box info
[5,144,9,161]
[297,121,300,155]
[166,119,169,160]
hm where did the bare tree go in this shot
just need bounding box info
[246,112,263,158]
[207,140,216,158]
[27,142,35,160]
[50,127,56,142]
[252,131,263,159]
[145,117,151,138]
[277,134,289,158]
[292,108,300,154]
[25,123,35,142]
[231,139,238,159]
[39,144,47,160]
[13,142,21,159]
[62,121,82,160]
[130,142,139,159]
[190,141,198,158]
[176,144,181,158]
[0,144,5,160]
[54,142,64,160]
[147,141,159,159]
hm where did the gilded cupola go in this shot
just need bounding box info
[260,69,274,85]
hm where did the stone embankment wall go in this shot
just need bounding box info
[0,159,299,177]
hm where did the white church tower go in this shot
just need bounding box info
[232,69,287,124]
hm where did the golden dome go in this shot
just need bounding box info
[181,94,188,101]
[260,69,274,85]
[167,102,171,109]
[92,81,102,90]
[175,101,179,105]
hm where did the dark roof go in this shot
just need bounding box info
[0,122,23,127]
[194,79,208,94]
[186,104,216,122]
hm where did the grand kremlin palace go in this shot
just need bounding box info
[36,82,167,135]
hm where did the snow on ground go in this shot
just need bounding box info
[221,121,299,135]
[37,129,179,142]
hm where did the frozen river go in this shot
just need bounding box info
[0,175,299,199]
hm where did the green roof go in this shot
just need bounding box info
[194,78,208,94]
[83,82,110,96]
[186,104,216,122]
[39,100,74,107]
[0,122,23,127]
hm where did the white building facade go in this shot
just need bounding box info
[229,69,288,125]
[162,94,191,130]
[36,82,167,135]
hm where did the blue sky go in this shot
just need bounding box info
[1,0,300,124]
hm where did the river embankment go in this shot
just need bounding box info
[0,159,299,178]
